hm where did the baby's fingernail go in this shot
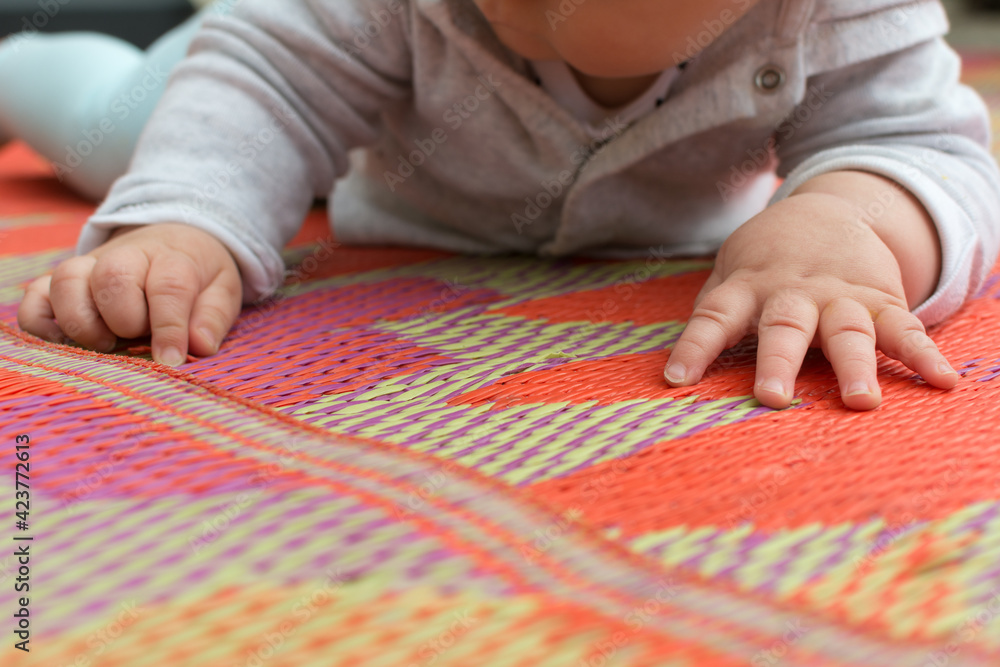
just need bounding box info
[757,377,787,397]
[100,339,117,353]
[158,347,185,368]
[846,380,872,396]
[665,363,687,384]
[937,361,958,376]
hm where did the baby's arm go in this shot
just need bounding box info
[665,38,1000,410]
[18,0,414,364]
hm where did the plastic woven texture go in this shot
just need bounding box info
[0,54,999,667]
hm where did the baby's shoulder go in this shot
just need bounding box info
[800,0,949,71]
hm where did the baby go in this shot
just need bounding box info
[12,0,1000,411]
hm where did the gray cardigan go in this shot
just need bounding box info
[79,0,1000,327]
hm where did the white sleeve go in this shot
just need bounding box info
[78,0,413,303]
[771,38,1000,327]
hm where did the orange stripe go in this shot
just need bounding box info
[0,216,90,255]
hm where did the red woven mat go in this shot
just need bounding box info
[0,53,999,666]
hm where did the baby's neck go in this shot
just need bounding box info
[569,67,661,108]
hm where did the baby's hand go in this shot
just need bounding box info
[17,224,242,367]
[663,192,959,411]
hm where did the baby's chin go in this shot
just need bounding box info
[487,24,560,61]
[486,21,674,79]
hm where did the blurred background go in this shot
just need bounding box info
[944,0,1000,48]
[0,0,997,50]
[0,0,195,49]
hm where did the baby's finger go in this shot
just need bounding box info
[188,272,243,357]
[691,270,723,310]
[819,297,881,411]
[90,248,151,340]
[146,252,201,367]
[665,282,756,386]
[48,256,117,352]
[874,305,959,390]
[754,289,819,409]
[16,274,64,344]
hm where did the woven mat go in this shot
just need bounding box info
[1,54,999,667]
